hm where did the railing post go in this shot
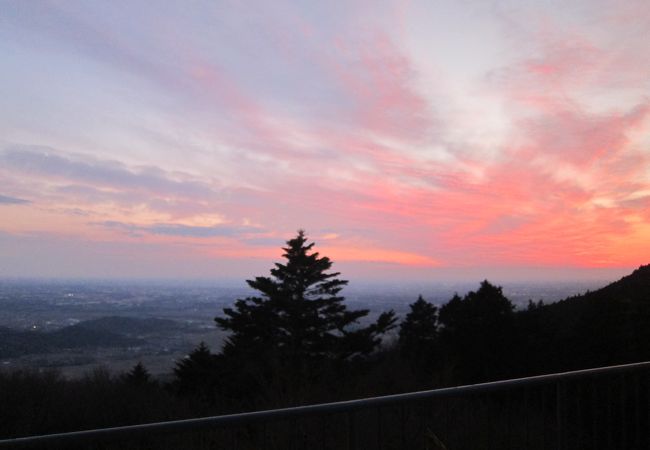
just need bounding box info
[644,370,650,447]
[591,377,599,449]
[633,372,640,448]
[400,404,407,449]
[260,422,268,450]
[485,394,492,450]
[556,380,566,450]
[606,379,613,448]
[575,381,582,448]
[505,391,512,449]
[347,411,356,450]
[620,374,627,448]
[376,407,383,450]
[320,414,328,450]
[523,387,530,448]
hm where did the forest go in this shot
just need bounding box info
[2,231,650,446]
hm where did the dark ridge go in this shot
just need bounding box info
[520,264,650,374]
[49,324,138,349]
[578,263,650,302]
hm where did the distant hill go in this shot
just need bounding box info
[0,316,184,358]
[49,324,137,349]
[0,326,52,358]
[571,264,650,302]
[517,264,650,375]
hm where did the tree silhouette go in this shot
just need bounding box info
[123,361,152,387]
[215,231,397,369]
[438,281,515,382]
[173,342,220,398]
[398,295,439,376]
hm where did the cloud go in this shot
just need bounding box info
[243,236,285,247]
[0,194,30,205]
[323,29,433,143]
[0,145,215,198]
[1,1,650,276]
[98,220,255,239]
[0,144,240,225]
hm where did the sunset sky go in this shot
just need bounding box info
[1,0,649,281]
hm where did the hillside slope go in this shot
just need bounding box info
[517,264,650,374]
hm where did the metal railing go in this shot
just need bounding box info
[2,360,650,449]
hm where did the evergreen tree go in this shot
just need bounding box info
[398,295,439,374]
[173,342,220,398]
[215,230,396,365]
[438,281,515,382]
[123,361,152,387]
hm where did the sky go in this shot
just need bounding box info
[1,0,649,282]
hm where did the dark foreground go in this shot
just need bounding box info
[2,361,649,450]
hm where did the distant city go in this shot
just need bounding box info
[0,278,610,378]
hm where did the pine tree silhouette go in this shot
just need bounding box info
[123,361,152,387]
[173,342,219,397]
[399,295,439,375]
[216,230,396,365]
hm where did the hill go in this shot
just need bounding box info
[576,264,650,302]
[516,264,650,375]
[0,316,185,358]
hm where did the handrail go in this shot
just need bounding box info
[2,360,649,448]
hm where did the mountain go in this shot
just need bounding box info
[573,264,650,302]
[516,264,650,375]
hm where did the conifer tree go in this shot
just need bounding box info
[173,342,220,397]
[438,281,515,382]
[123,361,152,387]
[398,295,439,372]
[215,230,396,364]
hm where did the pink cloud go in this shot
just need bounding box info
[3,1,650,277]
[328,29,432,142]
